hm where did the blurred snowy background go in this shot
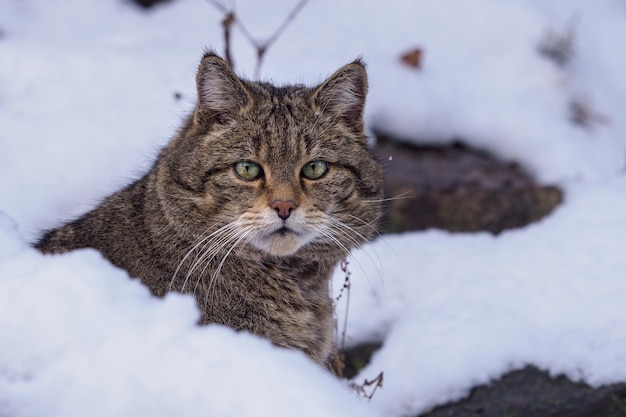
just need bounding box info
[1,0,625,416]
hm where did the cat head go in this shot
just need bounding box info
[157,53,383,260]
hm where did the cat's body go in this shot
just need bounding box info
[36,53,383,366]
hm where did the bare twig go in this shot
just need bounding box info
[538,15,579,67]
[330,258,352,378]
[262,0,309,50]
[206,0,228,13]
[206,0,235,68]
[338,259,352,353]
[221,12,236,68]
[569,96,609,129]
[233,18,256,46]
[350,372,384,400]
[206,0,310,78]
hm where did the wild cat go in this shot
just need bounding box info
[36,52,383,366]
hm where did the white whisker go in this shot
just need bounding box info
[346,213,397,255]
[169,222,238,291]
[362,191,414,204]
[189,223,247,293]
[321,215,385,291]
[172,222,240,292]
[205,226,255,306]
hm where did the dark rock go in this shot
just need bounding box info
[341,344,626,417]
[374,133,562,235]
[341,342,383,380]
[418,366,626,417]
[128,0,173,9]
[343,135,622,417]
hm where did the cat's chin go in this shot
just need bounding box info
[249,228,314,257]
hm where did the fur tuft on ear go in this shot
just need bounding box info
[195,52,251,125]
[312,59,368,133]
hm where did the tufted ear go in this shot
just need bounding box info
[194,52,251,125]
[311,59,368,133]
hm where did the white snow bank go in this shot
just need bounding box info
[0,213,379,417]
[364,0,626,184]
[2,0,626,238]
[337,176,626,415]
[2,0,626,416]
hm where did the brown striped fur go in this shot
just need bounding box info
[35,53,383,366]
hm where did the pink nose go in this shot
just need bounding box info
[271,199,297,220]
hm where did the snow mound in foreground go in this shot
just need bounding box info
[0,213,377,417]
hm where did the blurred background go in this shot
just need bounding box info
[1,1,625,416]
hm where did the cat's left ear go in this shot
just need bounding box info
[311,59,368,134]
[194,52,252,126]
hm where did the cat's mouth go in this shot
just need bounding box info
[247,225,315,257]
[272,226,298,236]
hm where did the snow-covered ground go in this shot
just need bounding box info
[1,0,625,416]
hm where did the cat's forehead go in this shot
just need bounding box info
[209,80,360,166]
[246,81,311,111]
[241,84,313,142]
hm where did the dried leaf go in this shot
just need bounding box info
[400,48,423,69]
[569,97,609,129]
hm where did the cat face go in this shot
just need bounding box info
[158,53,382,259]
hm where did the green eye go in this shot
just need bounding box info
[302,160,329,180]
[234,161,263,180]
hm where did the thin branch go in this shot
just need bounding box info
[263,0,309,49]
[538,14,580,67]
[233,15,259,48]
[569,96,609,129]
[206,0,229,13]
[330,258,352,378]
[206,0,310,79]
[350,372,384,400]
[222,12,236,69]
[339,259,351,353]
[252,0,309,79]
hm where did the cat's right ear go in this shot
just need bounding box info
[311,59,368,135]
[194,52,251,126]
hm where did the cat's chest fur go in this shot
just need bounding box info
[35,52,383,367]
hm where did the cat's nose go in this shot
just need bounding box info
[271,199,297,220]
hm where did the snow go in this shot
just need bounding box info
[0,218,377,417]
[1,0,625,416]
[341,177,626,415]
